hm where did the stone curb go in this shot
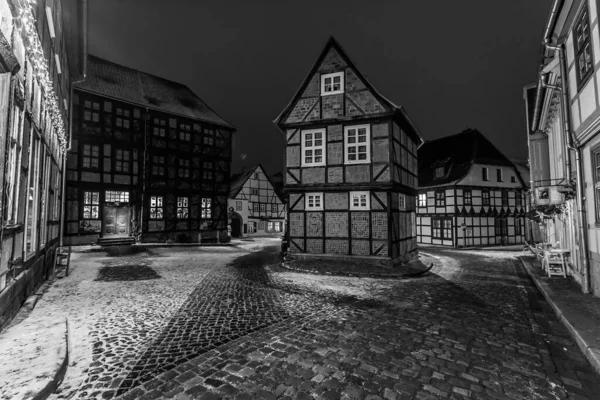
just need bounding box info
[33,318,70,400]
[517,256,600,379]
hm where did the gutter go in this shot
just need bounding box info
[59,0,88,247]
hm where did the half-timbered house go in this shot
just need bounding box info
[0,0,86,329]
[274,37,424,261]
[228,165,286,237]
[416,129,527,247]
[64,55,235,245]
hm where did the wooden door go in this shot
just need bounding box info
[104,206,130,237]
[116,206,129,236]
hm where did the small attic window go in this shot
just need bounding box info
[434,166,445,178]
[321,72,344,96]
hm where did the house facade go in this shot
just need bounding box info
[526,0,600,296]
[228,165,286,237]
[64,55,234,245]
[0,0,86,329]
[274,37,423,261]
[417,130,527,247]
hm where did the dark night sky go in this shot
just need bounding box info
[88,0,550,176]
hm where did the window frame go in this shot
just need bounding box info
[260,203,266,213]
[482,190,490,206]
[178,158,190,179]
[464,189,472,206]
[496,168,502,182]
[432,217,452,240]
[398,194,406,210]
[574,6,594,87]
[515,218,522,236]
[305,193,324,211]
[434,166,444,178]
[201,197,212,219]
[301,128,326,167]
[24,134,41,258]
[149,196,164,219]
[592,145,600,222]
[344,124,371,165]
[271,203,278,213]
[350,191,370,210]
[236,200,243,211]
[253,202,259,213]
[435,190,445,207]
[114,149,130,173]
[152,155,165,176]
[501,191,509,206]
[177,196,189,219]
[418,193,427,207]
[320,71,344,96]
[82,144,100,170]
[482,167,489,182]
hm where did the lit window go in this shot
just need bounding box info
[435,191,445,207]
[82,144,99,169]
[305,193,323,210]
[302,129,326,166]
[418,193,427,207]
[398,194,406,210]
[345,125,370,164]
[464,190,472,206]
[321,72,344,95]
[432,218,452,239]
[574,7,593,85]
[350,191,370,210]
[150,196,163,219]
[177,197,189,219]
[83,191,100,219]
[105,191,129,203]
[201,198,212,218]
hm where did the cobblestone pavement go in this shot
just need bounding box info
[46,244,600,400]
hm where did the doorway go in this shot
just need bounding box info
[231,213,242,237]
[103,205,130,237]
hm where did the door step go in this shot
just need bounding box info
[97,237,136,247]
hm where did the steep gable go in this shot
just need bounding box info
[274,37,397,126]
[230,165,285,203]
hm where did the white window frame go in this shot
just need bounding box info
[418,193,427,207]
[350,191,370,210]
[46,6,56,39]
[398,194,406,210]
[305,193,323,211]
[301,129,326,167]
[344,124,370,165]
[320,71,344,96]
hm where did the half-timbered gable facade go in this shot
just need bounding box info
[228,165,286,237]
[274,37,424,261]
[417,129,527,247]
[64,55,234,245]
[0,0,86,329]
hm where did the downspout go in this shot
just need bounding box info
[59,0,88,247]
[543,41,592,294]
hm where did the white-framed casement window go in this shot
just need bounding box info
[253,203,259,213]
[305,193,324,210]
[236,200,243,211]
[260,204,266,213]
[344,125,370,164]
[201,198,212,218]
[418,193,427,207]
[271,204,278,213]
[350,191,370,210]
[398,194,406,210]
[150,196,164,219]
[321,71,344,96]
[302,129,326,166]
[25,135,41,258]
[177,197,189,219]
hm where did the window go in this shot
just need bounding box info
[236,201,243,211]
[305,193,323,210]
[150,196,163,219]
[593,148,600,221]
[83,99,100,122]
[201,198,212,218]
[574,7,593,85]
[516,192,522,207]
[253,203,259,212]
[152,118,166,137]
[203,128,215,146]
[274,222,282,232]
[25,136,41,255]
[350,191,370,210]
[418,193,427,207]
[247,221,256,233]
[106,191,129,202]
[496,168,502,182]
[432,218,452,240]
[115,149,130,173]
[482,167,489,181]
[152,155,165,176]
[115,107,131,129]
[271,204,278,213]
[203,161,213,180]
[434,166,444,178]
[179,123,191,141]
[501,191,508,206]
[267,221,274,232]
[177,197,189,218]
[515,218,522,235]
[251,188,258,196]
[3,98,24,224]
[464,190,472,206]
[254,172,259,179]
[83,191,100,220]
[344,125,370,164]
[82,144,99,169]
[46,6,56,38]
[302,129,326,166]
[510,176,516,183]
[39,152,51,248]
[398,194,406,210]
[260,204,266,213]
[435,191,445,207]
[55,54,61,75]
[178,159,190,178]
[482,190,490,206]
[321,71,344,95]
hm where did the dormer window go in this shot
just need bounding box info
[321,72,344,96]
[434,166,444,178]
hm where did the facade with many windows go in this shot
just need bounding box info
[0,0,86,329]
[525,0,600,296]
[64,55,234,245]
[227,165,286,237]
[417,129,527,247]
[275,37,423,261]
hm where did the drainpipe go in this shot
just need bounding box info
[59,0,88,247]
[543,41,592,294]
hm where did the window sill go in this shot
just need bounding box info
[300,164,327,168]
[344,160,370,166]
[321,90,344,96]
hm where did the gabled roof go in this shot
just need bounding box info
[229,164,285,203]
[76,55,235,129]
[273,36,423,144]
[418,129,518,188]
